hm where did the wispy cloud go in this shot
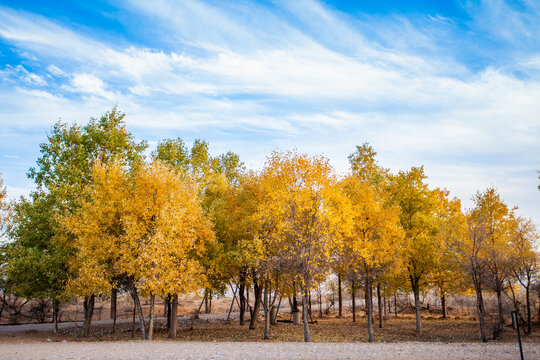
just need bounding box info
[0,0,539,223]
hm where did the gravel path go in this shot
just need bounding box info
[0,341,538,359]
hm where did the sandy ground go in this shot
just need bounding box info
[0,341,539,359]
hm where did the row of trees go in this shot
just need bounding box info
[0,108,538,343]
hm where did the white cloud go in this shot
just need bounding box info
[0,1,539,225]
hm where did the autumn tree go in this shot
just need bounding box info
[2,108,146,336]
[257,151,342,342]
[339,175,402,341]
[388,166,439,333]
[509,217,539,334]
[63,160,213,340]
[153,138,245,317]
[432,192,468,319]
[472,188,514,338]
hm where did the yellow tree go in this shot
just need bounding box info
[432,191,468,319]
[509,217,539,334]
[474,188,514,337]
[63,160,213,340]
[257,151,342,342]
[388,166,439,334]
[339,175,402,341]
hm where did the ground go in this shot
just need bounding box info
[1,295,538,359]
[1,341,539,359]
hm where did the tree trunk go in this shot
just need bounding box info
[526,285,531,334]
[249,280,263,330]
[239,282,246,326]
[166,294,172,331]
[308,292,312,320]
[366,276,374,342]
[338,274,342,317]
[131,299,136,338]
[148,294,155,340]
[164,294,169,317]
[300,282,310,342]
[394,292,398,318]
[129,285,146,340]
[52,299,59,334]
[441,293,446,319]
[495,286,504,338]
[318,285,323,318]
[410,276,421,333]
[111,289,117,333]
[377,283,383,328]
[352,278,356,322]
[473,277,488,342]
[168,294,178,338]
[81,295,95,338]
[263,277,270,340]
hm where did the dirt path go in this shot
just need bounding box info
[0,341,538,359]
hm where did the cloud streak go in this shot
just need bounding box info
[0,0,538,223]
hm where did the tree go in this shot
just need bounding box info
[62,160,213,340]
[22,107,147,336]
[257,151,342,342]
[510,217,539,334]
[473,188,514,338]
[3,191,70,333]
[445,188,508,342]
[388,166,439,333]
[339,175,402,341]
[432,192,468,319]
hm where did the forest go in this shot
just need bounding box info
[0,108,538,343]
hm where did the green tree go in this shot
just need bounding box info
[3,191,69,332]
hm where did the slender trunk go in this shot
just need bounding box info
[111,289,117,333]
[308,292,312,320]
[168,294,178,338]
[148,294,155,340]
[300,282,310,342]
[239,282,246,326]
[81,295,95,338]
[164,294,169,317]
[204,289,209,314]
[441,293,446,319]
[394,292,398,318]
[384,296,387,317]
[273,296,282,324]
[410,276,421,333]
[52,299,59,334]
[129,285,146,340]
[473,276,488,342]
[352,278,356,322]
[166,294,172,331]
[263,277,270,340]
[366,276,374,342]
[249,280,263,330]
[227,285,238,321]
[377,283,383,328]
[495,286,504,338]
[526,285,531,334]
[131,299,136,338]
[318,285,323,318]
[338,274,342,317]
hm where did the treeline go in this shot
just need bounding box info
[0,108,538,342]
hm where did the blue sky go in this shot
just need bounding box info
[0,0,539,224]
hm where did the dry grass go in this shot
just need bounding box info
[2,314,539,344]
